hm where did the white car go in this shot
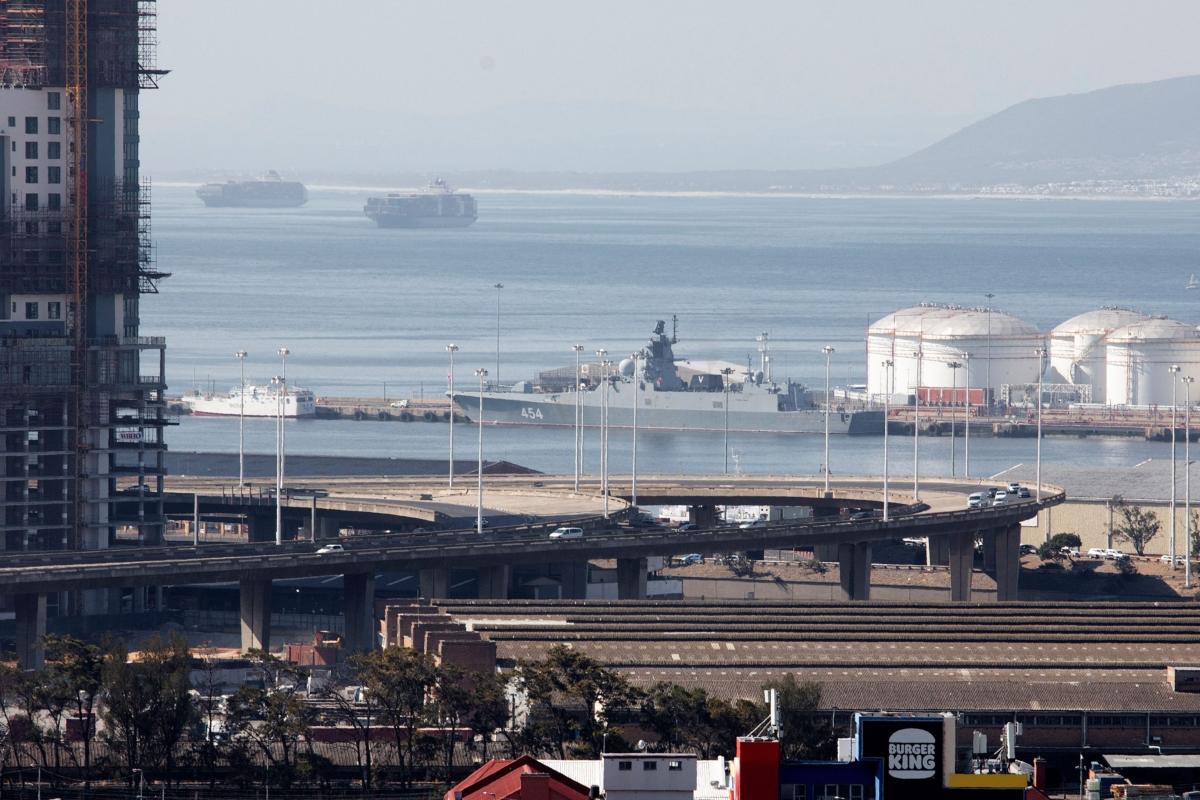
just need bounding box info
[1104,548,1127,560]
[1160,554,1185,565]
[993,490,1008,504]
[549,527,584,540]
[967,493,986,508]
[1086,547,1107,559]
[1007,482,1022,494]
[315,543,345,555]
[738,519,768,529]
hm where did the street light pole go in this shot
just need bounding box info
[631,351,640,508]
[948,360,962,477]
[235,350,247,487]
[985,292,995,412]
[882,360,893,521]
[595,349,608,514]
[446,344,458,488]
[1036,347,1046,502]
[474,368,488,534]
[272,374,284,546]
[277,346,289,520]
[1170,364,1181,565]
[573,344,584,491]
[721,367,734,474]
[963,352,971,479]
[913,347,923,502]
[493,283,503,387]
[822,346,835,493]
[1184,375,1194,589]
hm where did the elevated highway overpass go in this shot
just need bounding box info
[3,473,1063,669]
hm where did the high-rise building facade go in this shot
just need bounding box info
[0,0,166,597]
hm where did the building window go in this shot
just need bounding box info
[47,221,62,234]
[24,221,38,235]
[47,141,61,160]
[47,302,61,320]
[47,91,61,110]
[643,761,657,771]
[618,761,632,771]
[25,302,38,320]
[47,193,61,211]
[668,761,682,771]
[25,141,37,159]
[24,116,37,134]
[47,117,60,135]
[781,786,807,800]
[25,166,38,184]
[6,116,14,127]
[24,194,38,211]
[47,166,60,184]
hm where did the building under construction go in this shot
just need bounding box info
[0,0,167,626]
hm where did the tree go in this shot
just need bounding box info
[1113,501,1161,556]
[193,645,229,787]
[1047,533,1081,551]
[515,645,640,759]
[359,646,437,788]
[101,634,197,782]
[639,682,764,759]
[763,675,834,760]
[44,635,104,788]
[1036,543,1063,563]
[317,653,381,791]
[225,649,314,789]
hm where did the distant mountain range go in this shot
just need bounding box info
[190,75,1200,196]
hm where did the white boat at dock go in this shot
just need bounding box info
[181,384,316,418]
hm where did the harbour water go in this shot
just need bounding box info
[150,184,1199,472]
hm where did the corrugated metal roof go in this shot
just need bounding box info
[540,759,729,798]
[1104,753,1200,768]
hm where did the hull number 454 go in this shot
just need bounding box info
[520,406,545,421]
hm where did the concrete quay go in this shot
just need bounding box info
[2,473,1062,669]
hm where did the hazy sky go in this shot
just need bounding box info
[140,0,1200,177]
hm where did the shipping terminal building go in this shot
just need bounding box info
[0,1,167,616]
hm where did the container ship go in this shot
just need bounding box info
[364,179,477,228]
[453,321,884,435]
[196,171,308,208]
[181,384,316,418]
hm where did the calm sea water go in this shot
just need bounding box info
[146,185,1199,474]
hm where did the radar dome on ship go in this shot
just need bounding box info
[618,358,636,377]
[1104,316,1200,406]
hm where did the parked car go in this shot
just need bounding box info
[679,553,703,566]
[1086,547,1108,559]
[1060,547,1080,558]
[1104,548,1127,560]
[315,543,345,555]
[1160,554,1186,565]
[388,399,410,408]
[548,526,584,540]
[1019,544,1037,556]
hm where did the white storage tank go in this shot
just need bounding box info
[1049,308,1149,403]
[918,309,1043,397]
[866,305,962,400]
[1104,318,1200,407]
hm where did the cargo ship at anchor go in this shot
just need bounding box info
[364,179,477,228]
[196,171,308,208]
[453,321,883,435]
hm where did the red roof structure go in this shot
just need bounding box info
[445,755,592,800]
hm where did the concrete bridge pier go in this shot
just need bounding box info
[688,504,718,528]
[239,578,272,653]
[14,592,47,670]
[419,567,450,599]
[247,514,276,544]
[948,534,975,602]
[926,535,949,567]
[477,564,510,599]
[837,543,871,601]
[992,525,1022,601]
[617,557,648,599]
[318,517,340,540]
[342,573,376,653]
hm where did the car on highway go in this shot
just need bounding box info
[315,543,345,555]
[993,490,1008,504]
[1086,547,1107,559]
[1017,487,1032,499]
[548,527,584,540]
[1007,482,1022,494]
[967,493,986,508]
[738,519,768,529]
[675,522,699,533]
[849,510,877,520]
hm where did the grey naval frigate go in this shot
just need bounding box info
[453,321,883,435]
